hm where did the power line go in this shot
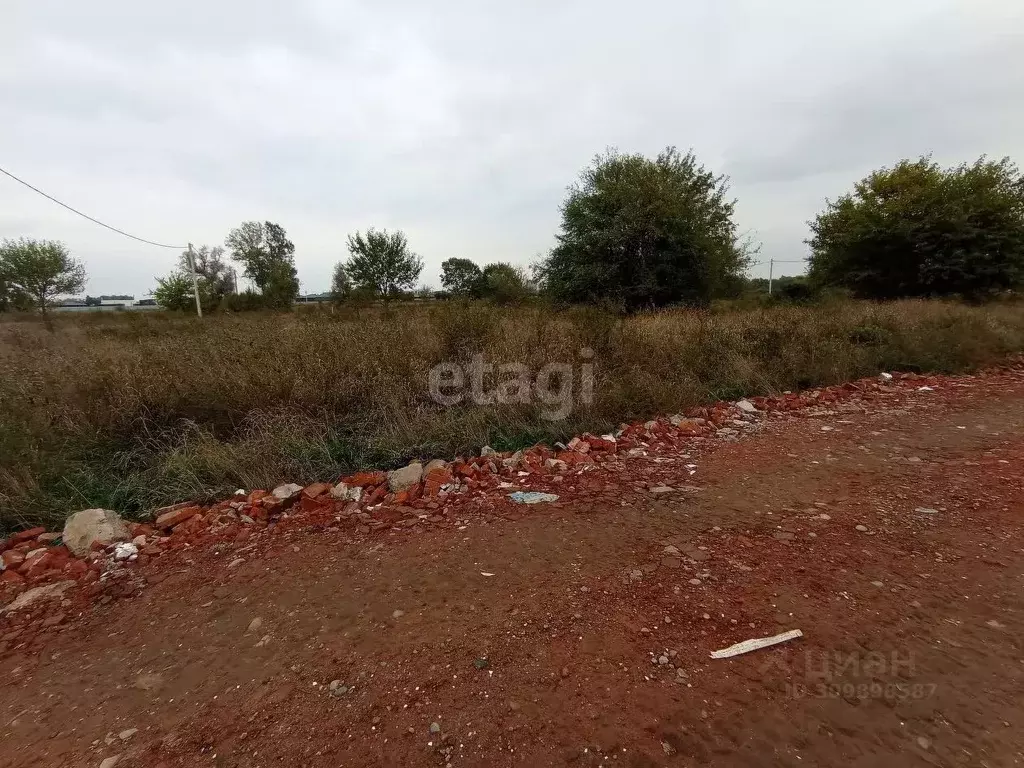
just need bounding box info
[0,164,186,250]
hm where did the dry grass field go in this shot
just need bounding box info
[3,298,1024,532]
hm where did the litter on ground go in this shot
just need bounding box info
[508,491,559,504]
[710,629,804,659]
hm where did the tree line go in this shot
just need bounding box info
[3,148,1024,317]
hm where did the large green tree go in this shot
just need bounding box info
[0,238,85,323]
[440,257,484,298]
[537,147,751,310]
[225,221,299,308]
[344,228,423,308]
[808,156,1024,299]
[481,262,531,304]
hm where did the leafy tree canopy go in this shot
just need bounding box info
[344,228,424,305]
[440,257,484,297]
[808,156,1024,299]
[537,147,752,310]
[225,221,299,308]
[481,262,531,304]
[0,238,86,318]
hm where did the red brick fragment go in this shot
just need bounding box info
[156,505,201,530]
[303,482,331,499]
[364,484,388,505]
[10,527,45,545]
[344,471,387,488]
[1,550,25,569]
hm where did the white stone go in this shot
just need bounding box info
[387,462,423,492]
[736,399,757,414]
[272,483,303,501]
[113,542,138,561]
[62,509,129,557]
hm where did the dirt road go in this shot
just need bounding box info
[2,369,1024,767]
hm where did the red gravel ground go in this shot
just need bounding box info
[2,367,1024,767]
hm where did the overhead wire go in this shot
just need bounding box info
[0,164,186,250]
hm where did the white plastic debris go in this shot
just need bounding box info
[480,572,496,577]
[508,491,559,504]
[918,386,934,392]
[879,372,894,382]
[710,629,803,659]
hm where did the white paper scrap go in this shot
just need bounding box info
[710,629,803,659]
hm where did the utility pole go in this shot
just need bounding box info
[187,243,202,318]
[768,257,774,296]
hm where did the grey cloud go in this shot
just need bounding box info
[2,0,1023,294]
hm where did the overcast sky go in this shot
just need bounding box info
[3,0,1023,296]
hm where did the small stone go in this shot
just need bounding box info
[271,483,303,501]
[227,558,244,568]
[871,581,884,588]
[113,542,138,561]
[916,736,931,750]
[430,722,441,734]
[118,729,137,741]
[658,655,669,665]
[855,525,869,532]
[247,617,263,634]
[99,757,121,768]
[62,508,130,557]
[662,545,681,556]
[689,578,702,586]
[392,609,405,619]
[649,486,674,494]
[735,399,757,414]
[640,627,651,635]
[818,514,831,521]
[560,666,570,677]
[388,463,424,493]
